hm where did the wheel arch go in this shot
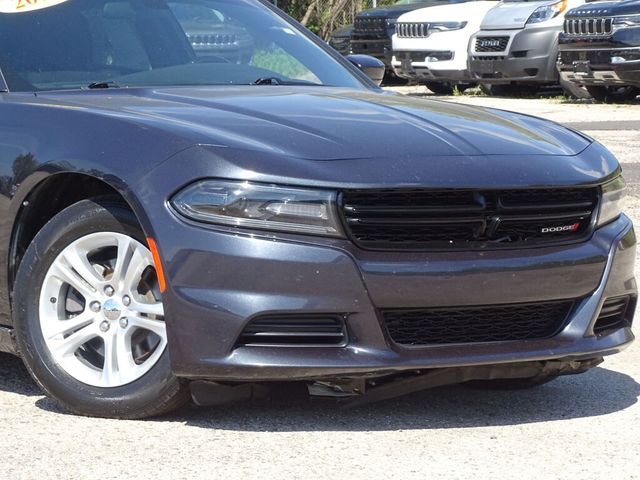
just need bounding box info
[6,172,153,319]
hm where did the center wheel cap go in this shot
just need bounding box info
[102,299,122,321]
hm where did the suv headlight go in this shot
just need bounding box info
[527,0,567,25]
[429,21,468,32]
[171,180,344,237]
[597,176,626,227]
[614,14,640,27]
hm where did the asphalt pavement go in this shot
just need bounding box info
[0,91,638,480]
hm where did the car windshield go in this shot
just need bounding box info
[0,0,365,92]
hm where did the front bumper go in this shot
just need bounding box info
[558,47,640,86]
[469,26,560,84]
[391,52,470,82]
[351,36,392,66]
[154,201,636,381]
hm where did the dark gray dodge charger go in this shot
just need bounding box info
[0,0,635,419]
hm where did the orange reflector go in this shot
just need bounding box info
[147,237,167,293]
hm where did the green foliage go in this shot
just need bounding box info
[251,47,309,79]
[278,0,397,38]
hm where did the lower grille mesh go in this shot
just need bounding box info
[382,300,575,346]
[237,315,347,347]
[593,296,634,334]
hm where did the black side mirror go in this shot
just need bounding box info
[346,54,385,86]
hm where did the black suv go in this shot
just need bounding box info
[558,0,640,102]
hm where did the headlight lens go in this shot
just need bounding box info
[527,0,567,25]
[171,180,344,237]
[614,14,640,27]
[429,21,468,32]
[598,176,626,227]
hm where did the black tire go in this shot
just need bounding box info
[425,82,455,95]
[559,78,591,99]
[481,83,539,97]
[382,70,409,86]
[586,85,640,103]
[13,198,190,419]
[466,374,560,391]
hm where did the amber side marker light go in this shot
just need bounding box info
[147,237,167,293]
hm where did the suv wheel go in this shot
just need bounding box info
[425,82,456,95]
[13,198,189,418]
[481,84,538,97]
[586,85,640,103]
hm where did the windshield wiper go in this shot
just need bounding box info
[251,77,284,86]
[250,77,319,86]
[87,81,122,89]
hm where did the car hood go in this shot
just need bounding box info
[32,86,591,160]
[481,0,558,29]
[399,1,499,23]
[567,0,640,17]
[357,1,447,19]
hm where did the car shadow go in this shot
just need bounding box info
[1,352,635,431]
[174,367,639,431]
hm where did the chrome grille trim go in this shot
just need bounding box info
[564,18,613,36]
[396,22,431,38]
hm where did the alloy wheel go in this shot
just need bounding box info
[38,232,167,388]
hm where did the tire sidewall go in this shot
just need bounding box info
[13,199,180,417]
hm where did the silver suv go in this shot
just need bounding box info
[468,0,586,95]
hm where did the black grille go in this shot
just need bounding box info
[354,16,387,35]
[237,315,347,347]
[475,36,509,52]
[382,300,575,346]
[395,51,454,62]
[341,188,599,251]
[593,296,635,335]
[472,55,506,61]
[564,18,613,36]
[187,33,238,46]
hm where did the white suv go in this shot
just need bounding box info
[391,1,499,94]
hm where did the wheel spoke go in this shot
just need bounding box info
[101,329,137,384]
[101,332,118,384]
[111,236,134,289]
[49,262,97,300]
[49,322,99,358]
[129,299,164,318]
[129,315,167,338]
[43,310,97,340]
[122,243,152,293]
[62,244,105,292]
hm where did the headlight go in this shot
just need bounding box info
[527,0,567,25]
[171,180,344,237]
[598,176,626,227]
[614,14,640,27]
[429,21,468,32]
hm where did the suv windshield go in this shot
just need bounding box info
[0,0,365,92]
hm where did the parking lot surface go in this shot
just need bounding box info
[1,90,639,480]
